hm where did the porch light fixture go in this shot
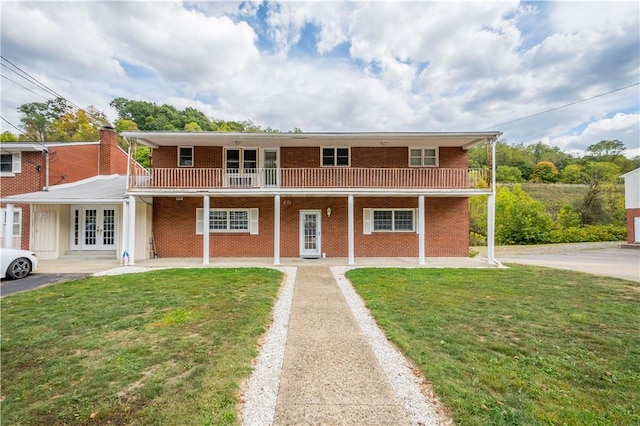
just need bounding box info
[326,207,332,217]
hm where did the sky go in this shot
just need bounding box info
[1,1,639,157]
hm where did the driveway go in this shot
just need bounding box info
[0,273,90,297]
[494,243,640,282]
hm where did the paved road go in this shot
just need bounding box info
[497,246,640,282]
[0,273,89,296]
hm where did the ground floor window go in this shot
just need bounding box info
[196,208,258,234]
[363,208,415,234]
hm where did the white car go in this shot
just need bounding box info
[1,248,38,280]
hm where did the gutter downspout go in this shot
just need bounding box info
[125,136,132,190]
[44,148,50,191]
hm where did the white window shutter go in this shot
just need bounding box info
[363,208,372,235]
[12,152,21,173]
[250,208,259,235]
[195,208,203,235]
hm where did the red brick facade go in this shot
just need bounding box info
[151,194,470,258]
[142,144,475,258]
[626,208,640,243]
[1,128,129,249]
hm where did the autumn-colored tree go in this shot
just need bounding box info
[530,161,559,183]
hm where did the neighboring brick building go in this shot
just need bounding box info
[621,168,640,244]
[1,127,132,256]
[122,131,501,265]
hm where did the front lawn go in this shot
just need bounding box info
[347,266,639,425]
[1,268,282,425]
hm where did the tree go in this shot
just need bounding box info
[496,165,524,183]
[579,162,622,225]
[530,161,559,183]
[586,140,626,161]
[558,164,585,184]
[1,131,18,142]
[18,97,71,141]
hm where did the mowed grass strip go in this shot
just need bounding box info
[1,268,282,425]
[346,266,639,426]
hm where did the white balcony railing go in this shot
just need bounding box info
[129,167,489,190]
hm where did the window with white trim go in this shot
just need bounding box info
[1,208,22,237]
[178,146,193,167]
[196,208,258,234]
[321,147,350,167]
[363,208,414,234]
[225,148,257,171]
[0,152,21,175]
[409,148,438,167]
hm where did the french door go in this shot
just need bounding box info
[300,210,321,258]
[71,206,116,250]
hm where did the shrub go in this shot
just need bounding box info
[549,225,626,243]
[496,185,554,244]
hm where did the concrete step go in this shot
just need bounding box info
[63,250,117,259]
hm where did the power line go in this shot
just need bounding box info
[489,82,640,129]
[1,74,51,101]
[0,56,107,124]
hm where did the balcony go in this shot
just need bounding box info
[129,167,490,192]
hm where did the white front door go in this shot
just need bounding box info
[635,217,640,243]
[300,210,321,258]
[72,207,117,250]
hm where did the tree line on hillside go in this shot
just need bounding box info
[469,140,639,184]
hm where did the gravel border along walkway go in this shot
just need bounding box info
[242,267,296,425]
[242,266,451,425]
[332,267,451,426]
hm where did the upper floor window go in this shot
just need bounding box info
[0,152,21,175]
[409,148,438,167]
[178,147,193,167]
[225,148,257,171]
[322,147,350,167]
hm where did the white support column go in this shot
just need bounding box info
[274,195,280,265]
[203,195,210,265]
[418,195,425,265]
[121,200,129,264]
[348,195,354,265]
[487,194,496,265]
[128,195,136,265]
[4,203,14,249]
[487,138,498,265]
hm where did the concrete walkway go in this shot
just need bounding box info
[273,266,410,425]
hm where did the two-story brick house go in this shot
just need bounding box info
[1,127,138,259]
[122,131,501,265]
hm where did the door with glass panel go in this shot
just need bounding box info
[263,149,279,187]
[72,206,116,250]
[299,210,321,258]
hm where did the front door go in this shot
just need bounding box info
[72,207,116,250]
[300,210,321,258]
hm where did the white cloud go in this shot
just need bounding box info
[1,1,638,158]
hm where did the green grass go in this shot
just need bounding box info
[347,266,639,425]
[1,268,282,425]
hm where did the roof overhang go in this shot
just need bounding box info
[122,131,502,150]
[0,175,128,204]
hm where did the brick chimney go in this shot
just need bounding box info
[99,126,118,175]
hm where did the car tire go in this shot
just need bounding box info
[6,258,32,280]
